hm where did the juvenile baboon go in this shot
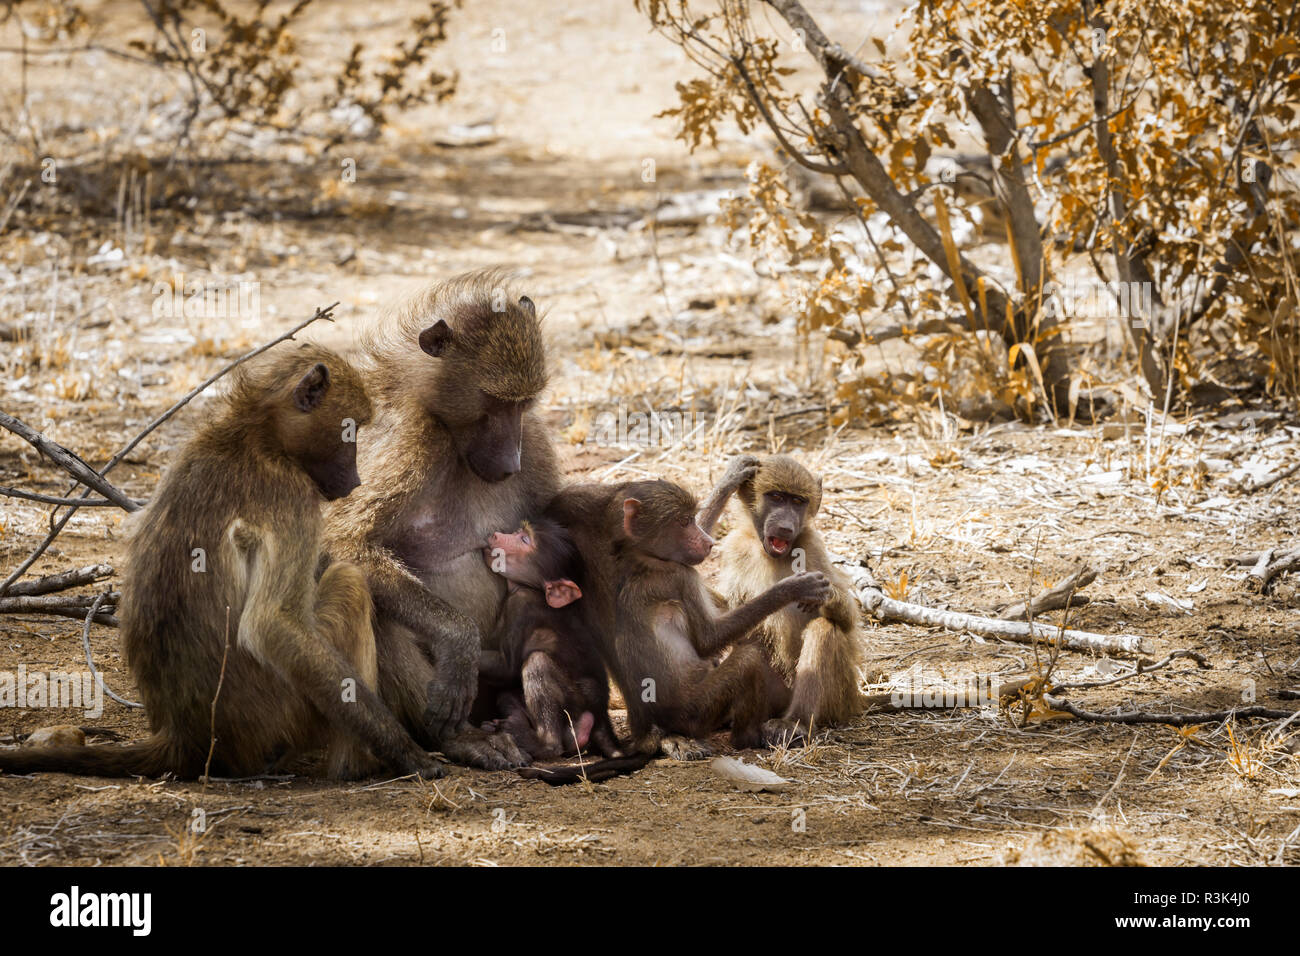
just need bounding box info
[325,272,559,769]
[547,479,830,759]
[705,454,866,736]
[480,516,622,759]
[0,345,442,780]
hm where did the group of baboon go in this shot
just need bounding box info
[0,271,868,783]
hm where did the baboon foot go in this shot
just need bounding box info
[762,718,808,748]
[660,734,712,761]
[404,753,447,781]
[440,726,530,770]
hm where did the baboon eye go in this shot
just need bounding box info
[521,534,532,546]
[793,496,807,506]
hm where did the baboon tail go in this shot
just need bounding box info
[0,736,182,778]
[516,753,653,787]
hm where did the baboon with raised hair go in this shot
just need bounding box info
[0,344,442,780]
[701,454,866,738]
[325,271,560,769]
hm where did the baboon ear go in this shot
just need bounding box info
[622,497,641,537]
[544,578,582,608]
[292,363,330,412]
[518,295,536,319]
[419,319,454,357]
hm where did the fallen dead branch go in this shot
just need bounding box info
[1042,696,1295,726]
[1248,547,1300,592]
[5,608,118,627]
[1049,650,1210,691]
[0,412,141,512]
[0,303,338,597]
[1242,460,1300,494]
[857,586,1154,657]
[0,591,119,614]
[999,564,1098,620]
[4,565,113,597]
[0,589,120,628]
[861,650,1209,715]
[861,676,1039,712]
[1227,547,1300,591]
[0,487,133,508]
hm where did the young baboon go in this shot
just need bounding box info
[0,345,442,780]
[705,454,867,737]
[547,479,830,759]
[324,272,560,770]
[480,516,622,759]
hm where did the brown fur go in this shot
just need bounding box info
[547,479,830,759]
[712,455,866,732]
[481,517,622,759]
[325,271,560,770]
[0,344,441,780]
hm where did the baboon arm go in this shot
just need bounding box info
[238,609,431,774]
[697,455,759,535]
[359,548,482,742]
[696,477,738,537]
[697,582,794,655]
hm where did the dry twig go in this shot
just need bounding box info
[999,564,1098,620]
[80,590,140,709]
[3,564,113,597]
[0,412,141,511]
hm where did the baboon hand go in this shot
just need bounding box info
[722,454,761,490]
[422,639,479,741]
[440,725,530,770]
[784,571,831,611]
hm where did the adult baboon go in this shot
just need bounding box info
[0,345,442,780]
[325,272,560,769]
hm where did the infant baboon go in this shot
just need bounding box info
[704,455,866,737]
[325,272,560,770]
[548,479,830,759]
[481,516,622,759]
[0,344,441,780]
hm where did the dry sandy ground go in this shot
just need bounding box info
[0,1,1298,866]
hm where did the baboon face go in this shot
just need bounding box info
[483,519,582,608]
[623,481,714,566]
[743,456,821,558]
[754,490,809,558]
[417,294,547,484]
[484,520,542,585]
[278,360,373,501]
[461,394,527,483]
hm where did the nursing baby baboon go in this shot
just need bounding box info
[0,345,442,780]
[481,516,622,759]
[705,454,866,738]
[325,272,560,770]
[548,479,830,759]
